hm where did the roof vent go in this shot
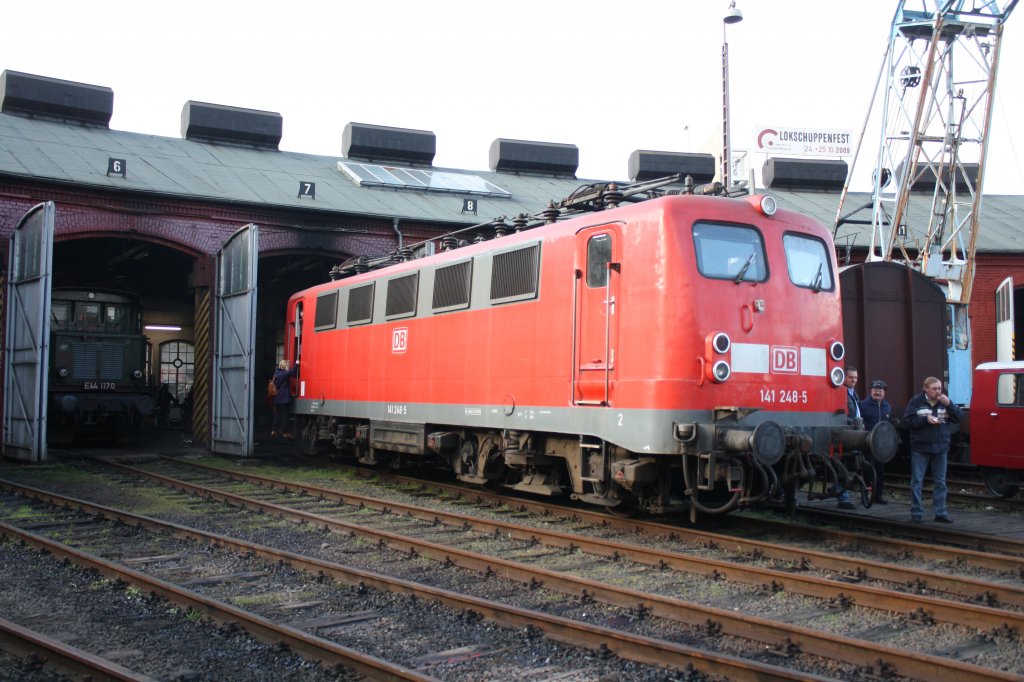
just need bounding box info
[896,161,980,193]
[628,150,715,183]
[0,70,113,127]
[181,101,282,150]
[489,138,578,177]
[343,122,435,165]
[762,158,848,190]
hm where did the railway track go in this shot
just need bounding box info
[2,454,1023,680]
[0,614,158,682]
[0,472,837,681]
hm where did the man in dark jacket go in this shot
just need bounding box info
[859,379,892,504]
[835,367,861,509]
[903,376,962,523]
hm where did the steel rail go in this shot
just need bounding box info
[0,616,158,682]
[0,520,434,682]
[0,479,834,682]
[24,465,1021,682]
[165,458,1024,609]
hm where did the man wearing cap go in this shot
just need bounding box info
[859,379,893,504]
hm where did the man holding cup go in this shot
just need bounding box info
[904,376,962,523]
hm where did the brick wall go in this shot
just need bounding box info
[0,180,422,258]
[971,255,1024,364]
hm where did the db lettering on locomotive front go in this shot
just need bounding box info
[770,346,799,374]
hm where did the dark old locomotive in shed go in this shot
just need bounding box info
[47,289,155,443]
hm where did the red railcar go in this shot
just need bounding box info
[284,188,896,517]
[970,361,1024,497]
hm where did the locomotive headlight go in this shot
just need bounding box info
[132,369,143,379]
[712,360,731,383]
[712,332,731,354]
[58,367,69,378]
[829,340,845,361]
[830,366,846,387]
[759,195,777,216]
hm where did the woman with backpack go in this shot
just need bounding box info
[269,360,299,438]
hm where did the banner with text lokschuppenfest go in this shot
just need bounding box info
[755,126,853,158]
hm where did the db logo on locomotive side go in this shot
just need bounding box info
[392,327,408,354]
[770,345,800,374]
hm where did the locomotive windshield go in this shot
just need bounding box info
[50,296,141,333]
[692,222,766,283]
[783,233,834,292]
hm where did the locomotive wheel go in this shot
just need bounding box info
[983,468,1021,499]
[477,437,508,488]
[298,417,320,456]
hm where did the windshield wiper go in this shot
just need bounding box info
[810,263,823,293]
[735,253,756,284]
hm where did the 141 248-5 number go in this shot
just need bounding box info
[760,389,807,404]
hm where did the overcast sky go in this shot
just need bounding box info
[3,1,1022,193]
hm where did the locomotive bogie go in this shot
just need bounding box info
[287,194,895,516]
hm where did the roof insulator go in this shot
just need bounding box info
[628,150,715,184]
[181,101,282,150]
[542,200,561,224]
[489,138,578,177]
[0,70,113,128]
[343,122,436,165]
[762,158,848,190]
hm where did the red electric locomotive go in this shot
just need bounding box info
[283,181,897,518]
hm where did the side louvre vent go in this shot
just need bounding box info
[98,344,125,380]
[315,291,338,330]
[432,260,472,312]
[347,283,374,325]
[490,244,540,304]
[386,273,419,318]
[72,343,97,380]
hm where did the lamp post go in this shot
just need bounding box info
[722,1,743,191]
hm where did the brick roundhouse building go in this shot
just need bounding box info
[1,70,1021,457]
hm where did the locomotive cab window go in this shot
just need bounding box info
[586,234,613,287]
[783,233,834,292]
[75,303,102,330]
[51,301,71,330]
[692,222,767,283]
[104,303,135,333]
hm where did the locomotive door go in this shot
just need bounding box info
[573,225,621,406]
[212,224,259,457]
[3,202,55,462]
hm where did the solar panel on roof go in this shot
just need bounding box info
[338,161,510,197]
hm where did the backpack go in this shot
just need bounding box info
[267,378,278,398]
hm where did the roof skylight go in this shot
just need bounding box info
[338,161,510,197]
